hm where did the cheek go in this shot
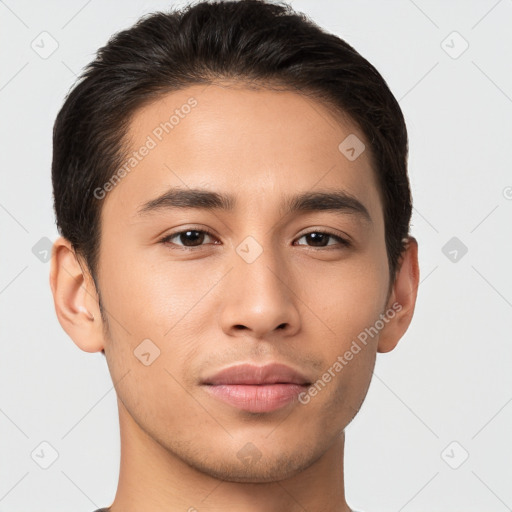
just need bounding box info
[306,253,389,341]
[98,245,225,390]
[297,245,388,409]
[99,257,203,428]
[98,238,201,336]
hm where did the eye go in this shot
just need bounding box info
[159,228,219,249]
[159,228,350,251]
[294,229,350,249]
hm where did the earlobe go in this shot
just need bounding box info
[49,237,105,353]
[377,237,420,353]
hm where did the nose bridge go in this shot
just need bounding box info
[234,233,286,296]
[229,199,284,288]
[218,230,300,337]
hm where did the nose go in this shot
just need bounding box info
[217,243,301,341]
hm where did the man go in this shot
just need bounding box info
[50,1,419,510]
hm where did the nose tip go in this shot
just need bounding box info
[219,259,301,340]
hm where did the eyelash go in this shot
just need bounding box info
[159,227,351,251]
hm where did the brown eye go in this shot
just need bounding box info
[295,230,350,249]
[160,229,218,249]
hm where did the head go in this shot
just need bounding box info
[50,0,418,483]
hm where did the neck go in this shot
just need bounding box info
[107,398,351,512]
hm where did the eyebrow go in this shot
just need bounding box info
[136,187,371,222]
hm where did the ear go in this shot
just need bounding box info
[49,236,105,353]
[377,236,419,353]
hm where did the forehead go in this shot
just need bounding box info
[102,82,383,224]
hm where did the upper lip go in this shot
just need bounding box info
[202,363,311,386]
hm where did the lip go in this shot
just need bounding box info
[201,363,311,413]
[202,363,311,386]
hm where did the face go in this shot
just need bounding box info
[95,82,391,482]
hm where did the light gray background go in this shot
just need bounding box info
[1,1,511,511]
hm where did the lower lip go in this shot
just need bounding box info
[203,383,308,413]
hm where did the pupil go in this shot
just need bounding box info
[308,232,327,246]
[182,230,203,246]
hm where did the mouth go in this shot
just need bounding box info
[201,363,311,413]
